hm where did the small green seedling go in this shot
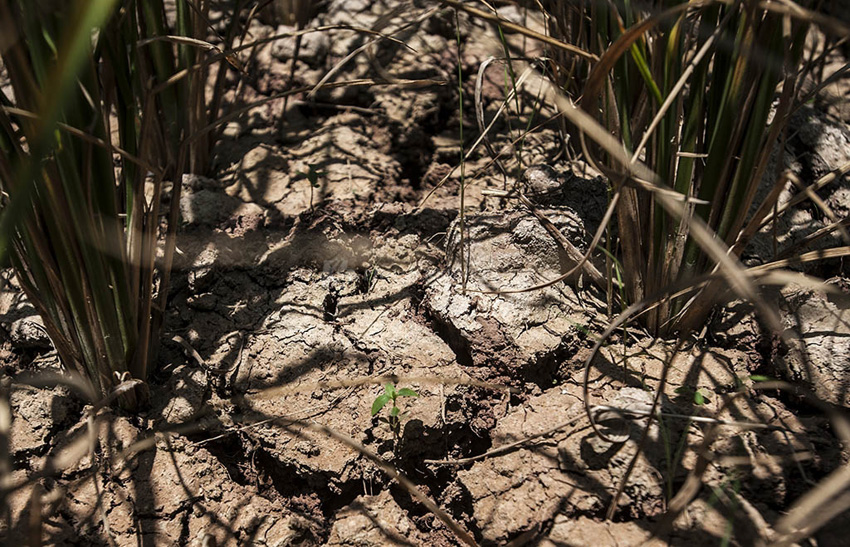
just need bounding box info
[675,386,711,406]
[733,374,775,391]
[294,163,326,210]
[371,383,418,438]
[748,375,773,383]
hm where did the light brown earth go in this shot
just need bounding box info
[2,1,850,545]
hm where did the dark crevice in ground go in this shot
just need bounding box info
[438,476,482,540]
[55,506,111,547]
[521,339,577,392]
[195,432,353,543]
[422,292,582,393]
[395,421,491,476]
[383,91,455,191]
[421,305,474,369]
[387,481,477,544]
[253,448,358,520]
[177,508,192,547]
[394,136,433,190]
[395,469,483,542]
[189,434,255,488]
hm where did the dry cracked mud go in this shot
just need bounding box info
[2,1,850,545]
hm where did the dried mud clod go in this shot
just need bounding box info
[423,198,602,390]
[774,284,850,407]
[451,345,840,545]
[713,283,850,409]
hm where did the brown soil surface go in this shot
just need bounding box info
[2,1,850,545]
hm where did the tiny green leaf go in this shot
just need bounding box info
[396,388,418,398]
[749,375,772,382]
[390,406,400,417]
[41,29,58,57]
[384,383,396,397]
[371,393,391,416]
[694,390,706,406]
[294,164,325,187]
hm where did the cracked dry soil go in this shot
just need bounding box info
[2,1,850,545]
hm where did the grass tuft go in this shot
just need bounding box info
[0,0,243,408]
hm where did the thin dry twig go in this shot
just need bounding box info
[416,59,542,211]
[516,191,608,289]
[424,411,589,466]
[652,380,850,543]
[473,188,622,295]
[439,0,597,62]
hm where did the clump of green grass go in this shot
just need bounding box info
[581,0,800,334]
[462,0,849,335]
[0,0,243,408]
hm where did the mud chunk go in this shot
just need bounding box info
[272,25,329,66]
[327,491,426,546]
[425,208,593,385]
[1,301,51,349]
[775,285,850,407]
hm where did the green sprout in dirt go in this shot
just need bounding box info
[294,163,326,211]
[371,383,418,439]
[674,385,711,406]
